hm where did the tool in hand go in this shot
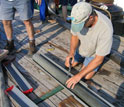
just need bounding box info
[68,58,72,77]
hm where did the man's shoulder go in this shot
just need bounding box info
[96,10,113,33]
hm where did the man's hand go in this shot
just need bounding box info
[65,55,74,67]
[66,74,82,89]
[35,0,42,5]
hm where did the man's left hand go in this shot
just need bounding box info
[35,0,42,5]
[66,74,82,89]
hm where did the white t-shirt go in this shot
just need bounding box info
[71,10,113,57]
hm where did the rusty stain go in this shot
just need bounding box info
[98,69,111,76]
[47,42,69,54]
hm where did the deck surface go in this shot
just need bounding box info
[0,10,124,107]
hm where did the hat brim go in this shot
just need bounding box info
[71,21,85,33]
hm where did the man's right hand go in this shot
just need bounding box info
[65,55,74,67]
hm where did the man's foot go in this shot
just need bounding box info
[2,55,16,65]
[27,40,36,57]
[72,61,79,67]
[0,49,8,61]
[4,40,15,54]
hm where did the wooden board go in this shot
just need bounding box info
[59,95,84,107]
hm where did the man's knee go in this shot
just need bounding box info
[85,76,91,80]
[84,71,95,80]
[2,20,12,26]
[23,20,32,26]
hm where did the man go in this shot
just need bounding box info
[65,2,113,89]
[0,0,41,55]
[60,0,77,21]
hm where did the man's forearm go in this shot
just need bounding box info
[69,35,79,56]
[78,55,104,78]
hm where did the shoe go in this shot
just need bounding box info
[66,19,71,24]
[0,49,8,61]
[28,40,36,56]
[4,40,15,54]
[55,8,59,15]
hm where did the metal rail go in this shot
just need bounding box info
[33,53,114,107]
[5,86,38,107]
[0,63,10,107]
[3,62,33,94]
